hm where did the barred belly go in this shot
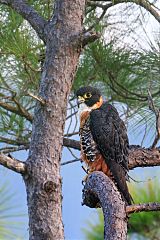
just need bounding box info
[80,117,99,162]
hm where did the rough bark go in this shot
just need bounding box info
[129,146,160,169]
[22,1,86,239]
[82,171,127,240]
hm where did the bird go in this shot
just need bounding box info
[76,86,132,205]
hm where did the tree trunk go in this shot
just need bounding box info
[24,1,85,239]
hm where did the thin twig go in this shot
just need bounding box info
[89,0,160,23]
[126,202,160,214]
[148,90,160,148]
[67,147,79,160]
[61,159,80,166]
[66,111,78,120]
[64,131,79,137]
[85,8,108,32]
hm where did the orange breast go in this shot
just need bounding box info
[81,152,111,177]
[80,111,90,128]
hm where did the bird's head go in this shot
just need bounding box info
[76,86,103,113]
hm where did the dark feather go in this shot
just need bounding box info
[90,102,132,205]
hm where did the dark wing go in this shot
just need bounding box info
[90,102,132,205]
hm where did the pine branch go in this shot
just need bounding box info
[82,171,160,232]
[0,100,33,122]
[0,0,47,42]
[126,202,160,214]
[0,153,26,174]
[87,1,112,10]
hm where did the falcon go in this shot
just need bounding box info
[76,86,132,205]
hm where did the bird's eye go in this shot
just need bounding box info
[84,92,92,99]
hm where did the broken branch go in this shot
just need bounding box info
[0,153,26,174]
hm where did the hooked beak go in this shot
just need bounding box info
[77,96,85,107]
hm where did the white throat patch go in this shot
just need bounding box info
[78,103,92,118]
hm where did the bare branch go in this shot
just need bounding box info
[82,171,160,219]
[64,131,79,137]
[86,7,108,32]
[88,1,112,10]
[27,92,46,106]
[82,171,127,239]
[0,0,47,42]
[0,153,26,174]
[129,146,160,169]
[66,111,78,120]
[128,0,160,23]
[126,202,160,214]
[0,100,33,122]
[63,138,80,150]
[148,90,158,115]
[0,145,29,154]
[0,136,29,147]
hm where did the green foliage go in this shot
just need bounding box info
[0,177,26,239]
[128,179,160,239]
[0,5,44,148]
[82,210,104,240]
